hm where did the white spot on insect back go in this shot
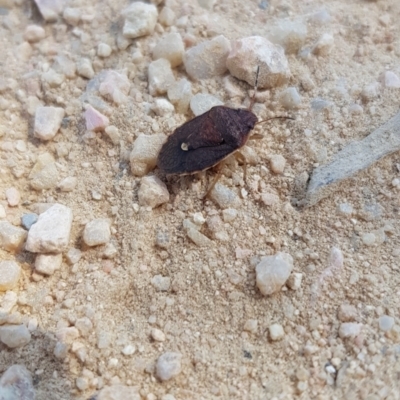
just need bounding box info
[181,142,189,151]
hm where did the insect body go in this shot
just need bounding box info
[157,106,257,175]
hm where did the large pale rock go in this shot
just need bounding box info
[130,133,167,176]
[122,2,158,39]
[226,36,290,89]
[0,365,35,400]
[25,204,73,253]
[184,35,231,80]
[0,222,27,253]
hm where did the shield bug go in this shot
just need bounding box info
[157,67,291,195]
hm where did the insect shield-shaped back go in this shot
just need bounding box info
[157,106,258,175]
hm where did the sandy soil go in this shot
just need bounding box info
[1,0,400,399]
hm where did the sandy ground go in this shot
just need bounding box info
[1,0,400,399]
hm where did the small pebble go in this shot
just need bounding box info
[222,208,238,223]
[193,212,206,225]
[379,71,400,88]
[155,231,170,249]
[34,106,65,141]
[77,58,95,79]
[269,323,285,341]
[256,252,293,296]
[210,183,241,209]
[21,213,38,230]
[0,324,31,348]
[122,2,158,39]
[99,70,131,105]
[122,345,136,356]
[268,20,307,54]
[0,260,21,291]
[159,7,175,26]
[97,43,112,58]
[312,33,334,56]
[63,7,81,25]
[26,204,73,253]
[287,273,303,290]
[279,87,302,109]
[378,315,395,332]
[151,275,171,291]
[130,133,167,176]
[152,99,174,117]
[97,385,141,400]
[167,78,192,114]
[34,0,63,21]
[75,317,93,337]
[54,341,68,359]
[0,221,27,253]
[83,219,111,247]
[65,248,82,265]
[85,105,110,132]
[338,304,358,322]
[186,227,213,247]
[153,32,184,68]
[24,24,46,42]
[58,176,77,192]
[361,82,380,102]
[6,187,20,206]
[35,253,62,276]
[190,94,223,116]
[42,69,64,87]
[151,328,166,342]
[269,154,286,174]
[184,35,230,80]
[337,203,353,216]
[226,36,290,88]
[261,192,279,207]
[148,58,175,96]
[243,319,258,333]
[105,125,120,145]
[362,232,376,246]
[156,352,182,381]
[138,176,170,209]
[29,152,59,190]
[102,243,117,259]
[339,322,362,339]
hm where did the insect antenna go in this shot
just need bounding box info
[248,66,260,112]
[255,116,295,126]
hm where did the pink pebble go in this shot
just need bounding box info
[84,105,110,132]
[6,187,20,207]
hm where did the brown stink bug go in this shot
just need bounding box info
[157,67,291,195]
